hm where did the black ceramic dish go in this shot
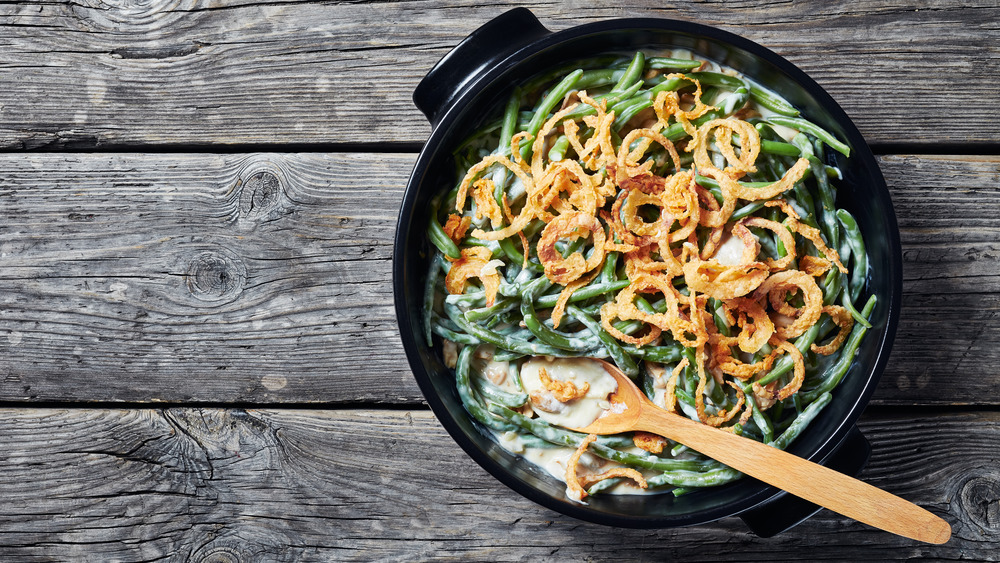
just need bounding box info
[393,8,902,536]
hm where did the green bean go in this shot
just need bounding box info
[624,344,683,363]
[747,393,774,444]
[662,108,725,140]
[445,290,487,308]
[431,320,481,346]
[492,88,523,204]
[731,201,768,221]
[686,71,798,117]
[518,56,625,95]
[695,175,772,192]
[575,68,620,89]
[841,290,873,329]
[836,208,868,303]
[464,236,502,255]
[751,320,825,388]
[535,279,631,309]
[445,303,575,357]
[562,78,645,121]
[456,346,517,432]
[612,51,644,93]
[489,404,716,472]
[647,57,702,71]
[800,295,876,402]
[520,69,584,161]
[472,372,528,408]
[711,298,732,336]
[810,153,840,251]
[601,251,619,283]
[566,305,639,378]
[747,83,799,117]
[648,74,690,97]
[768,392,832,450]
[465,296,519,322]
[499,88,521,149]
[647,466,743,489]
[423,255,444,347]
[547,135,570,161]
[722,85,749,114]
[515,434,564,449]
[585,476,624,496]
[488,403,627,448]
[612,97,653,130]
[520,279,597,351]
[427,200,461,259]
[822,268,842,307]
[766,116,851,157]
[761,139,802,158]
[492,349,524,362]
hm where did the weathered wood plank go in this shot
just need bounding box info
[1,153,998,405]
[0,1,997,148]
[0,153,407,403]
[0,407,993,560]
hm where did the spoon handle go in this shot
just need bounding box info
[639,408,951,544]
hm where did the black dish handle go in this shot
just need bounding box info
[738,425,872,537]
[413,8,550,127]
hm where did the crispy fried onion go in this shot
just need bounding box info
[567,434,647,501]
[653,75,716,142]
[538,366,589,402]
[616,128,681,182]
[551,270,599,329]
[442,213,471,245]
[662,357,689,413]
[692,118,761,178]
[633,431,668,454]
[694,343,746,426]
[578,467,649,492]
[811,305,855,356]
[471,177,503,228]
[444,246,500,306]
[682,248,769,300]
[727,297,776,354]
[739,215,797,271]
[754,270,824,339]
[800,255,832,277]
[712,332,778,380]
[537,211,607,284]
[600,273,699,347]
[753,338,806,403]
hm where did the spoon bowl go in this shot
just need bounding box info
[568,360,951,544]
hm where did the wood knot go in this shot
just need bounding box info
[185,249,247,304]
[190,544,245,563]
[72,0,198,34]
[236,158,289,225]
[958,473,1000,533]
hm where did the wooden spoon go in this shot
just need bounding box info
[569,359,951,544]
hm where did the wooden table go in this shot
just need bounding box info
[1,2,998,560]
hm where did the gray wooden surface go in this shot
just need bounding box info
[1,1,998,560]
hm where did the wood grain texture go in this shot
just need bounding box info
[1,153,998,405]
[0,1,997,148]
[0,153,406,403]
[0,407,992,561]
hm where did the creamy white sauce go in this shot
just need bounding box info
[520,357,618,430]
[480,358,509,386]
[713,229,755,266]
